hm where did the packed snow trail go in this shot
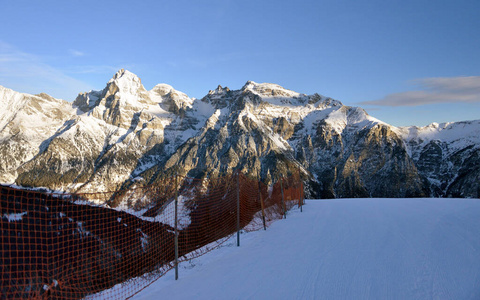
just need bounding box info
[132,199,480,300]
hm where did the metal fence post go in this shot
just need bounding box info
[280,177,286,219]
[174,173,179,280]
[299,170,303,213]
[300,187,303,212]
[300,180,304,212]
[236,171,240,247]
[258,181,266,230]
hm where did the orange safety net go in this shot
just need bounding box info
[0,171,304,299]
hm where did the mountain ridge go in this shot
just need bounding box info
[1,70,479,205]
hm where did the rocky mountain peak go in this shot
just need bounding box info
[106,69,146,96]
[73,69,148,113]
[241,80,257,90]
[150,84,176,97]
[35,93,57,102]
[208,85,230,96]
[109,68,140,84]
[242,81,302,99]
[151,83,193,114]
[310,95,343,108]
[201,84,236,110]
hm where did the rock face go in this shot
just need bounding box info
[1,70,479,204]
[398,122,480,198]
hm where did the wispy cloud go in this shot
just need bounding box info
[0,41,92,100]
[69,49,85,57]
[360,76,480,106]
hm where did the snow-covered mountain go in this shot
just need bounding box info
[1,69,479,202]
[396,121,480,197]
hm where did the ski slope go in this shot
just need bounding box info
[132,199,480,300]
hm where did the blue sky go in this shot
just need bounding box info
[1,0,479,127]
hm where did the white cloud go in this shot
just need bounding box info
[360,76,480,106]
[69,49,85,57]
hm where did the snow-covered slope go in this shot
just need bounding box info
[0,86,76,182]
[128,198,480,300]
[397,120,480,154]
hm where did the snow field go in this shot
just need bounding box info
[132,198,480,300]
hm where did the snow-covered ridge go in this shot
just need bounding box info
[151,83,179,97]
[396,120,480,149]
[0,85,75,141]
[0,85,29,131]
[242,80,303,99]
[322,106,385,134]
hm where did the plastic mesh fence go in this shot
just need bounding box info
[0,172,304,299]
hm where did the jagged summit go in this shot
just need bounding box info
[73,68,145,112]
[242,80,303,99]
[109,69,142,85]
[106,69,146,96]
[208,85,230,96]
[151,83,176,96]
[73,70,194,115]
[109,69,138,81]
